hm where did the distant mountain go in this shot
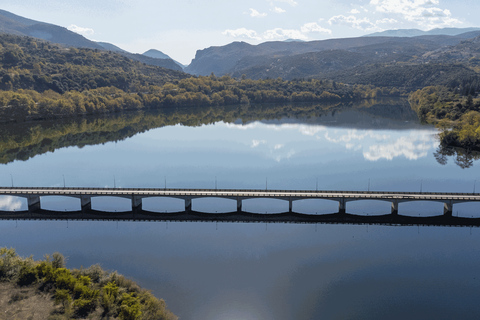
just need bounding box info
[0,9,103,50]
[0,9,182,72]
[96,41,128,53]
[366,27,480,38]
[187,31,480,79]
[143,49,185,68]
[143,49,171,60]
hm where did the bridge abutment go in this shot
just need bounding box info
[391,200,398,215]
[185,198,192,212]
[444,201,453,217]
[27,195,40,212]
[338,198,346,214]
[81,196,91,212]
[132,196,142,211]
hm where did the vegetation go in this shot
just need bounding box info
[2,32,480,153]
[0,33,387,123]
[409,86,480,152]
[0,247,177,320]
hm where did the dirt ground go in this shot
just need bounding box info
[0,282,55,320]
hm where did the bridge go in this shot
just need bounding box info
[0,187,479,226]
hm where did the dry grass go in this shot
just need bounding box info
[0,282,55,320]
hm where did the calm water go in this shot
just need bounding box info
[1,102,480,319]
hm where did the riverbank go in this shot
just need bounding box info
[0,247,177,320]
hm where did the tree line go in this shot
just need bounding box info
[409,86,480,151]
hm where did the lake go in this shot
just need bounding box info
[1,100,480,319]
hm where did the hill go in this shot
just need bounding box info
[366,27,480,38]
[0,9,183,72]
[143,49,185,69]
[186,32,480,78]
[0,33,187,94]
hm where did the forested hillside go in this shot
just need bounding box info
[0,34,382,122]
[409,86,480,151]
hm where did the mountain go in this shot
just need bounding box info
[0,9,182,72]
[96,41,128,53]
[366,27,480,38]
[187,31,480,79]
[0,9,103,50]
[143,49,171,60]
[420,36,480,66]
[143,49,185,68]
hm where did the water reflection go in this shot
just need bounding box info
[1,99,480,319]
[434,145,480,169]
[0,99,434,165]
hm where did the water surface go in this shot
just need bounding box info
[0,101,479,319]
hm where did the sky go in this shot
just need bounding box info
[2,0,479,65]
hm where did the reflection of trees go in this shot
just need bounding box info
[0,99,415,164]
[434,144,480,169]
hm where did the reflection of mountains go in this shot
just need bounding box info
[0,99,420,164]
[259,101,423,129]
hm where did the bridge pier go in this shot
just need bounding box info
[132,195,142,212]
[338,198,346,214]
[81,196,91,212]
[237,198,242,212]
[444,200,453,217]
[289,199,293,213]
[27,195,40,212]
[185,198,192,212]
[391,200,398,215]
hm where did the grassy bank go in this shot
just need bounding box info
[0,247,177,320]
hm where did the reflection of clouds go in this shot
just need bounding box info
[223,121,327,136]
[273,149,296,162]
[325,130,390,143]
[364,134,435,161]
[0,196,22,211]
[251,139,266,148]
[221,121,438,162]
[325,129,436,161]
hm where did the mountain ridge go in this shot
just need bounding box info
[0,9,183,72]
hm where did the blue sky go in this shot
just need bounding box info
[2,0,478,64]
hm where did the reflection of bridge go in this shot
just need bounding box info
[1,187,480,226]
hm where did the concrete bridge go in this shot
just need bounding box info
[0,187,479,226]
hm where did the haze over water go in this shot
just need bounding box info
[1,101,480,319]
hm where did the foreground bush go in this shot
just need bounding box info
[0,247,177,320]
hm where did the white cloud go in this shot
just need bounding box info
[328,15,378,31]
[300,22,332,34]
[376,18,398,24]
[67,24,94,37]
[369,0,461,28]
[222,28,261,40]
[272,0,298,7]
[0,196,23,211]
[274,144,284,150]
[350,9,361,14]
[263,28,308,41]
[249,8,267,18]
[272,6,286,13]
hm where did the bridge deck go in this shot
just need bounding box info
[0,187,479,225]
[1,187,479,201]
